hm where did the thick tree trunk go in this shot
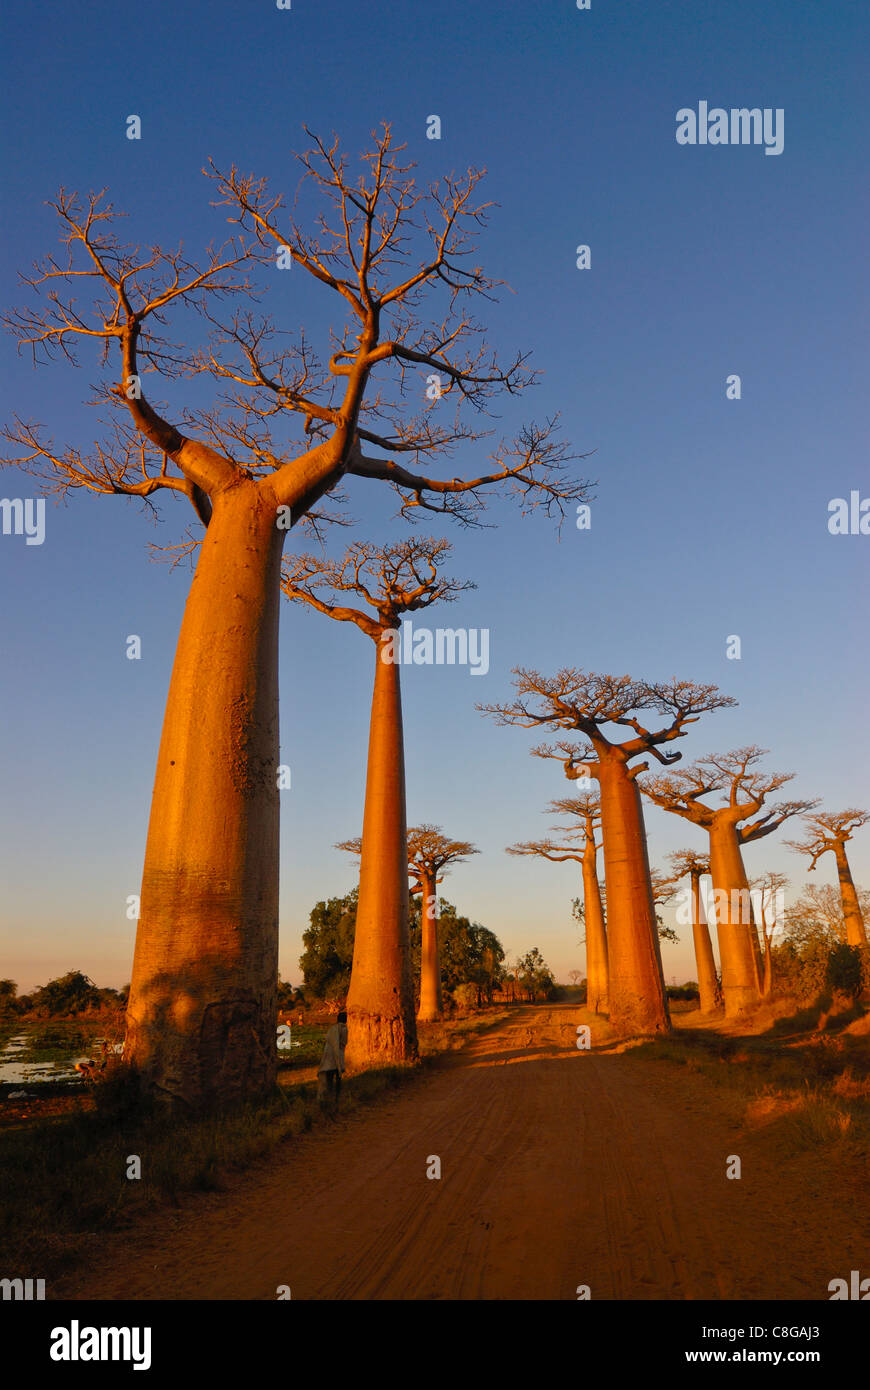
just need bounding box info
[834,842,868,946]
[597,759,670,1034]
[708,820,762,1015]
[690,869,722,1014]
[582,848,608,1013]
[345,639,418,1068]
[126,483,284,1107]
[417,867,442,1022]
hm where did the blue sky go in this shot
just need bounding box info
[1,0,867,991]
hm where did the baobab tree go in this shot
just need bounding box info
[507,792,608,1012]
[786,810,869,947]
[649,869,680,944]
[338,824,477,1023]
[285,537,471,1065]
[406,826,478,1021]
[2,128,591,1104]
[481,670,736,1034]
[641,748,816,1015]
[665,849,722,1014]
[750,871,790,997]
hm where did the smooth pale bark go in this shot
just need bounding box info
[761,935,773,997]
[582,848,608,1013]
[690,869,722,1014]
[597,758,670,1034]
[126,483,284,1106]
[708,821,762,1015]
[417,867,443,1022]
[345,641,418,1068]
[834,841,868,946]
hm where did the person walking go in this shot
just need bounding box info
[317,1010,348,1108]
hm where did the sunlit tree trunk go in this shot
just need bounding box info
[417,866,443,1022]
[126,484,284,1106]
[708,821,762,1015]
[597,759,669,1034]
[761,938,773,998]
[582,848,608,1013]
[834,841,868,946]
[690,869,722,1014]
[345,641,418,1068]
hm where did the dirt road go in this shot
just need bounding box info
[58,1004,867,1300]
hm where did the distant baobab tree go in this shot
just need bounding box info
[286,536,471,1065]
[1,127,591,1104]
[507,792,608,1012]
[750,871,790,997]
[641,748,816,1015]
[786,809,869,947]
[339,823,478,1026]
[665,849,722,1013]
[481,669,735,1035]
[407,826,478,1021]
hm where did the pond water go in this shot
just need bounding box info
[1,1029,300,1086]
[0,1034,123,1086]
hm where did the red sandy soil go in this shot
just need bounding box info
[53,1003,868,1300]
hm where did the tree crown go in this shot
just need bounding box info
[3,126,593,545]
[281,535,472,640]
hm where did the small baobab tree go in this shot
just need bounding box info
[750,871,789,997]
[665,849,722,1013]
[406,826,478,1021]
[507,792,608,1012]
[481,670,735,1035]
[786,810,868,947]
[2,128,591,1104]
[286,537,472,1066]
[641,748,816,1015]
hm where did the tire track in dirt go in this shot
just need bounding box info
[56,1003,869,1300]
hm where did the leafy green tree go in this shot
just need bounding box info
[29,971,100,1016]
[0,980,17,1013]
[516,947,554,1002]
[301,889,504,1007]
[437,908,505,1003]
[825,943,863,1002]
[299,889,359,999]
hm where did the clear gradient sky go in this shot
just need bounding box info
[1,0,867,992]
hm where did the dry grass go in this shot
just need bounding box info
[636,1005,870,1163]
[0,1005,510,1278]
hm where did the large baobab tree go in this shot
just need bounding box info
[642,748,816,1015]
[786,810,869,947]
[2,129,590,1104]
[665,849,722,1014]
[285,537,471,1066]
[481,670,736,1035]
[406,826,478,1021]
[507,792,608,1012]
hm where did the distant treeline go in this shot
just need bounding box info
[299,889,558,1007]
[0,972,127,1018]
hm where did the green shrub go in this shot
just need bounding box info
[826,943,864,1002]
